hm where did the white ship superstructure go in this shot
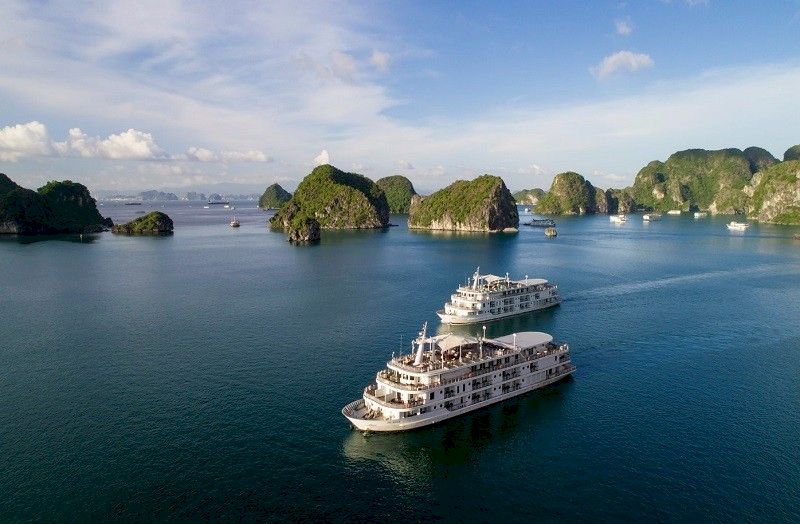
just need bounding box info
[437,268,560,325]
[342,323,575,432]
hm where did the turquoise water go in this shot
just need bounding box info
[1,204,799,521]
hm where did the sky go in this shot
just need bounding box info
[1,0,800,195]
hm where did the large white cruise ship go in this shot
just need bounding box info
[437,268,560,324]
[342,323,575,432]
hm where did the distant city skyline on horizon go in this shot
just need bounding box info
[1,0,799,194]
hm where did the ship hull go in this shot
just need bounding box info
[342,367,574,432]
[437,300,560,325]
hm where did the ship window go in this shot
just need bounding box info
[430,392,435,400]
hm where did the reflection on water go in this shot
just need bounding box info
[0,233,100,244]
[341,378,573,484]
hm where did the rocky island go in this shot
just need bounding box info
[112,211,174,235]
[512,188,544,206]
[270,164,389,242]
[407,175,518,232]
[258,183,292,209]
[375,175,417,213]
[536,172,603,215]
[0,174,110,234]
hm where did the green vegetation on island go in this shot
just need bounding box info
[407,174,518,231]
[746,160,800,224]
[375,175,417,213]
[112,211,174,235]
[259,183,292,209]
[0,173,109,235]
[784,144,800,162]
[629,148,754,214]
[270,164,389,237]
[512,188,545,205]
[536,172,599,215]
[743,146,778,173]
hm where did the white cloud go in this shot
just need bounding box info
[184,146,217,162]
[615,19,633,35]
[330,51,357,80]
[54,128,167,160]
[0,121,51,161]
[314,149,330,166]
[370,50,391,72]
[592,50,654,79]
[220,150,270,162]
[397,160,414,170]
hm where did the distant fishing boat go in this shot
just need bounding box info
[667,210,682,215]
[523,218,555,227]
[230,209,240,228]
[544,227,557,237]
[609,214,627,223]
[694,212,708,218]
[643,213,661,221]
[207,201,229,205]
[124,202,142,206]
[727,221,750,231]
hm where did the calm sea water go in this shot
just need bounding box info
[1,203,799,522]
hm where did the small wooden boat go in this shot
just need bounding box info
[544,227,557,237]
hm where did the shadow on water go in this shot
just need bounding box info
[0,233,102,244]
[341,377,574,484]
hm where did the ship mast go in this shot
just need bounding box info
[413,322,428,366]
[472,267,480,290]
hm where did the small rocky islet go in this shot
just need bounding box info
[258,183,292,210]
[408,175,518,232]
[111,211,174,235]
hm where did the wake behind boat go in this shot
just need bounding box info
[437,268,560,324]
[342,323,575,432]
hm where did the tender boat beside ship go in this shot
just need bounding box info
[342,323,575,432]
[437,268,560,325]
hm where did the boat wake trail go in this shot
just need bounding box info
[566,263,799,302]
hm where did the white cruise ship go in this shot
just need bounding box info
[437,268,560,325]
[342,324,575,432]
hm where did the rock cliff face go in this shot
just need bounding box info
[270,164,389,240]
[375,175,417,213]
[536,172,599,215]
[512,188,544,205]
[408,175,518,231]
[0,174,108,234]
[745,160,800,224]
[112,211,174,235]
[629,148,754,214]
[258,183,292,209]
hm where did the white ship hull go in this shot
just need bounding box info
[342,330,574,433]
[437,298,560,324]
[343,366,574,432]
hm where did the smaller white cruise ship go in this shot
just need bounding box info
[437,268,560,324]
[727,221,750,231]
[342,324,575,432]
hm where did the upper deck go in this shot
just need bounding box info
[387,331,561,376]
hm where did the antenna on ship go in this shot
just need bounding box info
[513,333,517,350]
[413,322,428,366]
[480,325,486,359]
[473,267,480,290]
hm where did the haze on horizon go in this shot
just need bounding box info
[1,0,799,195]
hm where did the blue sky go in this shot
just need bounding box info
[1,0,799,194]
